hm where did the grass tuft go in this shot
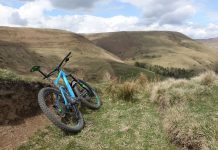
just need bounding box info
[117,81,139,101]
[106,80,140,102]
[0,69,20,80]
[135,73,149,88]
[105,73,151,102]
[193,71,218,85]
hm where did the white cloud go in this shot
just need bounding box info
[19,0,52,20]
[0,4,16,25]
[33,14,218,38]
[139,23,218,39]
[9,12,27,25]
[38,15,139,33]
[0,0,218,39]
[121,0,196,25]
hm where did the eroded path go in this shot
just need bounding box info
[0,79,50,150]
[0,115,50,150]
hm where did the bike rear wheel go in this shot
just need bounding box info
[38,87,84,133]
[74,80,101,110]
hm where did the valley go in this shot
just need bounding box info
[0,27,218,150]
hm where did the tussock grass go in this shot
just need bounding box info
[163,104,205,149]
[106,80,139,101]
[135,73,149,88]
[150,71,218,149]
[106,73,149,101]
[118,81,139,101]
[192,71,218,85]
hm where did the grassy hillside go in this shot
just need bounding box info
[0,27,155,81]
[150,71,218,149]
[85,31,218,71]
[198,37,218,51]
[18,72,218,150]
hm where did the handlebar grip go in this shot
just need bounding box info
[57,52,71,69]
[66,52,71,58]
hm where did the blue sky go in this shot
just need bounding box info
[0,0,218,38]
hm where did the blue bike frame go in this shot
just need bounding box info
[54,70,76,106]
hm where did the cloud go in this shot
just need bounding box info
[0,4,15,25]
[51,0,100,10]
[121,0,196,25]
[19,0,52,19]
[18,0,102,10]
[9,12,27,25]
[39,15,139,33]
[0,0,218,39]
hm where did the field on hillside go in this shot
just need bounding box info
[0,27,157,81]
[198,38,218,51]
[14,72,218,150]
[85,31,218,71]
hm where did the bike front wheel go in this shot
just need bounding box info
[38,87,84,133]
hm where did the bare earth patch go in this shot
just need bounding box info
[0,115,50,150]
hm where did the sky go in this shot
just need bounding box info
[0,0,218,39]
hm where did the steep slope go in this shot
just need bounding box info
[198,37,218,50]
[85,31,218,71]
[0,27,153,80]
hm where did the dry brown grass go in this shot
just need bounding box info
[135,73,149,87]
[105,74,150,101]
[149,71,218,149]
[192,71,218,85]
[150,71,218,109]
[86,31,218,71]
[163,104,205,149]
[150,78,189,109]
[198,38,218,51]
[106,80,139,101]
[118,81,139,101]
[0,26,123,80]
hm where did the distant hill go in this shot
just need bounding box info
[0,27,155,81]
[197,37,218,51]
[85,31,218,71]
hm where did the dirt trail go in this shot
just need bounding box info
[0,79,50,149]
[0,115,50,150]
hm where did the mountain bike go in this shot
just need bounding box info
[30,52,101,132]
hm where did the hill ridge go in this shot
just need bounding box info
[85,31,218,71]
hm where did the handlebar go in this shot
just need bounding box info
[36,52,72,79]
[56,52,71,70]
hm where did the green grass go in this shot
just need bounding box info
[17,72,218,150]
[187,86,218,149]
[70,59,157,82]
[0,69,21,81]
[0,68,47,84]
[110,61,156,81]
[18,88,175,150]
